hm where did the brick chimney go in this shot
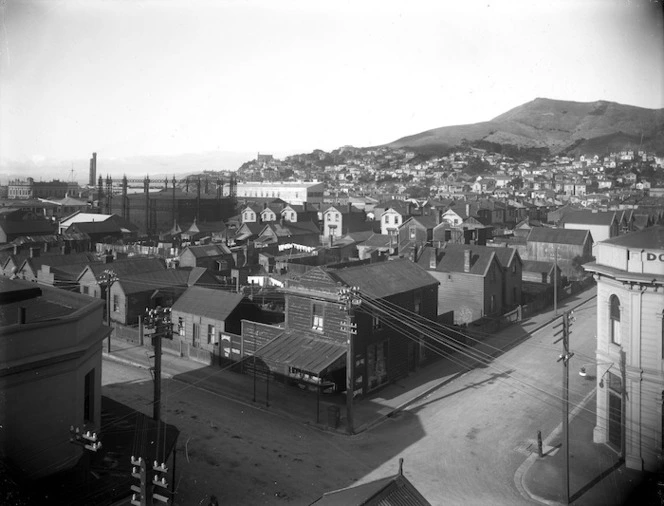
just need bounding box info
[464,249,472,272]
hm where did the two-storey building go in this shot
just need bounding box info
[583,226,664,472]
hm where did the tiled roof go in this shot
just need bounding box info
[170,286,244,321]
[255,328,345,375]
[526,227,591,246]
[601,225,664,249]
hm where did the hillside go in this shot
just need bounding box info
[387,98,664,155]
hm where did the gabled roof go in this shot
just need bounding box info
[78,257,166,281]
[526,227,592,246]
[418,245,498,276]
[561,210,617,226]
[522,260,556,274]
[180,243,231,258]
[401,215,439,229]
[116,269,193,294]
[0,219,56,235]
[601,225,664,249]
[358,233,395,248]
[18,252,97,276]
[442,243,518,268]
[329,259,438,298]
[171,286,245,321]
[311,472,432,506]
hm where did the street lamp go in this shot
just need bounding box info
[578,362,615,388]
[98,269,119,354]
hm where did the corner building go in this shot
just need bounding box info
[584,226,664,472]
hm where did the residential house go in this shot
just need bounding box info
[109,267,221,325]
[398,214,439,246]
[417,244,504,324]
[77,257,166,299]
[379,201,415,236]
[240,204,262,224]
[280,203,319,224]
[178,243,232,270]
[15,251,97,287]
[322,204,369,239]
[0,215,56,243]
[255,221,321,248]
[170,286,253,364]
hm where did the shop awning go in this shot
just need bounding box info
[255,329,346,375]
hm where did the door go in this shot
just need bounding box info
[192,323,200,348]
[607,372,622,452]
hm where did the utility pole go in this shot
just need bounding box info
[553,247,558,316]
[98,269,118,354]
[144,306,172,422]
[339,286,361,435]
[554,310,574,504]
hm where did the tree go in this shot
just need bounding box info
[465,157,491,176]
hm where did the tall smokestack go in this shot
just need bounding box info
[89,152,97,186]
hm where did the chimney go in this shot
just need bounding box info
[18,307,26,324]
[464,249,472,272]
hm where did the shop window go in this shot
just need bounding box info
[610,295,621,345]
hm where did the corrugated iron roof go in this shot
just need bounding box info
[255,329,345,375]
[602,225,664,249]
[526,227,591,246]
[311,473,432,506]
[171,286,245,321]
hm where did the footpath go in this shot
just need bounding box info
[101,286,662,504]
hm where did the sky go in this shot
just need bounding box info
[1,0,663,180]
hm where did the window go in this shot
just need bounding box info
[372,312,382,330]
[84,369,95,424]
[414,292,422,314]
[312,303,324,331]
[82,285,89,295]
[207,324,215,344]
[178,317,185,336]
[113,294,119,312]
[610,295,621,345]
[409,226,416,240]
[192,323,200,348]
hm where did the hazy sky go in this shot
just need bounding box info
[1,0,663,172]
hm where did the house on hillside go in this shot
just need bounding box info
[322,204,369,239]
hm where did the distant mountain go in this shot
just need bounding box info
[387,98,664,156]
